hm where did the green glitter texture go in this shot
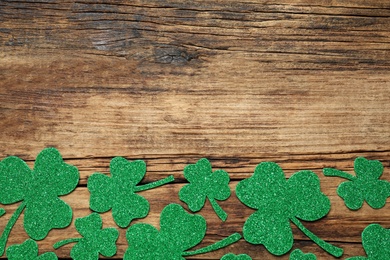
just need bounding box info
[179,158,231,221]
[221,253,252,259]
[88,157,174,228]
[236,162,343,257]
[346,224,390,259]
[323,157,390,210]
[289,249,317,260]
[0,148,79,255]
[1,148,387,259]
[124,203,241,259]
[53,213,119,259]
[6,239,57,260]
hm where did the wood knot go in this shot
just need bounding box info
[154,46,196,65]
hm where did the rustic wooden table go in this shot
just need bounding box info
[1,1,389,259]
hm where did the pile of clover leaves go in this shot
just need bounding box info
[0,148,389,260]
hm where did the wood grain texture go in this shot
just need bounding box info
[1,0,390,259]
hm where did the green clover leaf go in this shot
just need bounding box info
[6,239,57,260]
[346,224,390,260]
[323,157,390,210]
[289,249,317,260]
[124,203,241,260]
[54,213,119,259]
[88,157,174,228]
[0,148,79,255]
[236,162,343,257]
[179,158,231,221]
[221,253,252,260]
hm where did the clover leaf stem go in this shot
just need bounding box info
[53,238,81,249]
[0,201,26,256]
[323,168,356,181]
[134,175,174,192]
[182,232,241,256]
[208,197,228,221]
[290,216,343,257]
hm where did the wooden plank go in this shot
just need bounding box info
[1,0,390,259]
[5,151,390,185]
[0,76,389,159]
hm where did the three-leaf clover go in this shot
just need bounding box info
[124,203,241,259]
[88,157,174,228]
[346,224,390,259]
[179,158,231,221]
[289,249,317,260]
[53,213,119,259]
[323,157,390,210]
[236,162,343,257]
[0,148,79,255]
[6,239,57,260]
[221,253,252,259]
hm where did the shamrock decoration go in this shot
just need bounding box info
[179,158,231,221]
[221,253,252,259]
[88,157,174,228]
[53,213,119,259]
[346,224,390,259]
[236,162,343,257]
[289,249,317,260]
[6,239,57,260]
[124,203,241,259]
[323,157,390,210]
[0,148,79,255]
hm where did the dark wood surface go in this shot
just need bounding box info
[1,1,390,259]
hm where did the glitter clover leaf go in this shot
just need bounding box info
[6,239,58,260]
[88,157,174,228]
[221,253,252,260]
[346,224,390,260]
[323,157,390,210]
[236,162,343,257]
[289,249,317,260]
[0,148,79,255]
[179,158,231,221]
[124,203,241,260]
[54,213,119,259]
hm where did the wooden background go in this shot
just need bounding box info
[1,0,390,259]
